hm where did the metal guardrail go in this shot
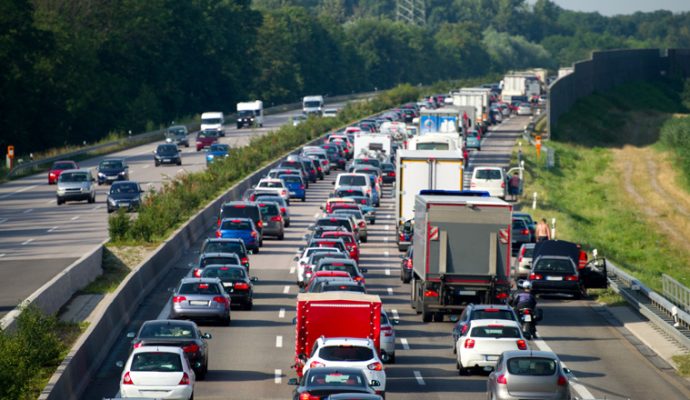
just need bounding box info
[606,261,690,349]
[662,274,690,313]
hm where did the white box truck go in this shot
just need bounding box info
[353,133,392,160]
[302,95,324,116]
[236,100,264,128]
[407,134,461,151]
[200,111,225,136]
[395,150,464,228]
[452,90,486,124]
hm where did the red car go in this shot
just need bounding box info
[321,230,360,262]
[196,129,220,151]
[48,160,78,184]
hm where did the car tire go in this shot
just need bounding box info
[458,362,469,376]
[402,273,411,284]
[302,197,306,202]
[422,312,432,323]
[107,207,113,214]
[244,301,253,311]
[362,236,367,243]
[388,353,396,363]
[177,161,182,166]
[56,197,63,205]
[155,162,160,167]
[285,221,290,228]
[253,246,259,254]
[88,194,96,204]
[221,314,231,326]
[197,365,208,381]
[371,219,376,225]
[278,233,284,240]
[433,312,444,322]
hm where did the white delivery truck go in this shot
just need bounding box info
[379,121,407,141]
[452,88,490,124]
[201,112,225,136]
[302,95,324,116]
[407,134,461,151]
[501,73,538,103]
[395,149,464,228]
[353,133,392,161]
[236,100,264,128]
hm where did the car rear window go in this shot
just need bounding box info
[258,203,279,217]
[323,234,354,244]
[202,242,244,255]
[316,219,351,230]
[313,241,346,252]
[200,257,239,267]
[179,282,222,295]
[475,169,502,180]
[279,161,302,170]
[220,204,260,221]
[310,252,345,264]
[338,176,366,186]
[306,371,366,387]
[220,220,252,231]
[471,309,516,321]
[523,246,535,258]
[131,352,182,372]
[258,181,283,188]
[533,258,575,273]
[280,175,301,183]
[202,267,246,280]
[319,345,374,362]
[507,357,557,376]
[139,323,195,339]
[470,326,521,338]
[416,142,448,150]
[318,262,356,276]
[356,159,381,168]
[512,219,527,230]
[321,283,365,293]
[333,210,363,219]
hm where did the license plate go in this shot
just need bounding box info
[163,159,171,162]
[485,355,499,361]
[524,314,532,322]
[546,276,563,281]
[189,300,208,306]
[289,191,296,195]
[222,282,233,287]
[459,290,476,296]
[120,202,130,207]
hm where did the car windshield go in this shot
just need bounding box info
[258,203,279,216]
[131,352,182,372]
[100,160,123,169]
[209,144,229,152]
[220,220,252,231]
[338,176,366,186]
[318,262,356,276]
[507,357,557,376]
[238,110,255,117]
[202,267,246,280]
[475,169,502,180]
[202,242,244,255]
[470,326,521,338]
[59,172,88,182]
[220,204,259,221]
[202,118,223,125]
[53,162,75,170]
[319,345,374,362]
[200,257,239,267]
[139,323,195,339]
[534,258,575,273]
[157,145,177,155]
[306,371,366,387]
[417,143,449,150]
[471,309,516,321]
[168,127,186,135]
[304,101,321,108]
[178,282,221,295]
[280,175,301,183]
[111,183,138,194]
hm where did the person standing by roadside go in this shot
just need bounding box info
[536,218,550,242]
[508,172,521,201]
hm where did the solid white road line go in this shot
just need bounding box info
[289,267,295,274]
[383,237,389,243]
[0,185,37,200]
[384,225,390,230]
[385,268,391,276]
[387,288,393,296]
[0,254,5,258]
[279,308,286,318]
[23,208,33,214]
[401,338,410,350]
[22,239,34,245]
[283,285,290,294]
[274,369,282,384]
[533,338,595,399]
[0,218,7,224]
[413,370,426,386]
[47,226,58,233]
[384,251,389,257]
[276,335,283,348]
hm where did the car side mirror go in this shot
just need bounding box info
[287,378,299,386]
[250,277,259,282]
[152,150,156,154]
[370,380,381,387]
[449,315,459,323]
[393,319,400,325]
[126,332,135,339]
[115,361,124,369]
[292,317,298,325]
[563,367,572,375]
[202,332,212,339]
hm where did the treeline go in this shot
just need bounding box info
[3,0,689,155]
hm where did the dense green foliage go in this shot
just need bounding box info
[660,116,690,187]
[109,84,423,243]
[0,307,69,399]
[2,0,689,156]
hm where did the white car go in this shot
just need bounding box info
[256,178,289,202]
[323,108,339,118]
[380,310,397,363]
[119,346,195,399]
[293,247,343,286]
[517,103,533,116]
[456,319,529,375]
[469,167,506,198]
[334,173,372,199]
[516,243,536,278]
[302,337,387,396]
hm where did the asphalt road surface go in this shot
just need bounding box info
[82,116,690,399]
[0,105,347,317]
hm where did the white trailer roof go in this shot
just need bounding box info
[397,149,463,160]
[416,194,510,207]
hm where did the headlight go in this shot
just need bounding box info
[108,197,117,205]
[207,155,214,160]
[98,172,105,177]
[119,171,126,175]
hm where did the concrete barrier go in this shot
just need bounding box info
[0,241,106,332]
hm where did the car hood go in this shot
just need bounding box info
[99,167,125,174]
[109,192,140,201]
[58,182,89,190]
[207,151,228,157]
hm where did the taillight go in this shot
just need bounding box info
[518,246,525,262]
[271,215,282,222]
[251,231,258,238]
[399,233,405,240]
[281,189,287,195]
[495,292,509,300]
[464,338,475,349]
[299,393,319,400]
[354,276,364,282]
[424,289,439,297]
[496,374,507,385]
[317,167,322,171]
[381,326,393,337]
[358,221,365,227]
[215,230,221,238]
[257,220,263,228]
[280,207,286,215]
[173,296,186,303]
[123,371,134,385]
[521,229,529,235]
[557,375,568,386]
[523,308,532,315]
[529,273,543,280]
[183,344,200,353]
[132,342,142,349]
[367,362,383,371]
[517,339,527,350]
[234,282,250,290]
[179,372,190,385]
[461,325,469,335]
[501,182,505,188]
[470,182,476,188]
[193,269,201,278]
[565,275,578,281]
[49,172,56,177]
[217,218,221,227]
[213,296,228,305]
[241,257,249,265]
[388,172,395,176]
[300,185,305,189]
[309,360,325,368]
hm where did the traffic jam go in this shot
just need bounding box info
[111,86,609,400]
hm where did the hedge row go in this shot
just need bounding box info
[660,115,690,187]
[109,84,422,243]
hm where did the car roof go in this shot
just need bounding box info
[201,252,240,258]
[180,277,222,284]
[131,346,185,355]
[317,337,374,347]
[469,304,514,311]
[501,349,559,360]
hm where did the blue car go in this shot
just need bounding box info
[279,174,306,202]
[206,143,231,165]
[465,130,481,150]
[215,218,261,253]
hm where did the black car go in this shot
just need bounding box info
[218,201,264,239]
[191,252,243,274]
[127,319,211,379]
[199,238,250,269]
[380,163,396,184]
[106,181,143,213]
[154,143,182,166]
[400,246,413,283]
[165,125,190,147]
[289,367,380,400]
[97,158,129,184]
[322,144,346,170]
[200,265,257,310]
[300,159,318,183]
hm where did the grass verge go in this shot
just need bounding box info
[672,354,690,377]
[589,288,627,306]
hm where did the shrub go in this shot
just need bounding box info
[108,209,131,241]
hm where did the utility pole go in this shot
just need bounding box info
[396,0,425,25]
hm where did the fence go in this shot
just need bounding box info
[662,274,690,314]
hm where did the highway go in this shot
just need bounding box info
[0,105,345,317]
[81,115,690,399]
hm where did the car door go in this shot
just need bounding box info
[581,258,608,289]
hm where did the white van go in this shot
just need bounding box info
[334,173,372,199]
[303,95,324,116]
[236,100,264,129]
[469,166,521,198]
[201,112,225,136]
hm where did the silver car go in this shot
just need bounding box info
[332,208,367,242]
[487,350,571,400]
[257,201,285,240]
[255,195,291,227]
[170,278,231,325]
[516,243,536,278]
[380,310,398,364]
[56,169,96,205]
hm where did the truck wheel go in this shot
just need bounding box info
[433,312,444,322]
[422,312,433,323]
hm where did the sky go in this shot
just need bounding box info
[527,0,690,16]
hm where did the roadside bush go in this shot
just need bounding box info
[660,115,690,187]
[0,306,66,399]
[109,84,421,244]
